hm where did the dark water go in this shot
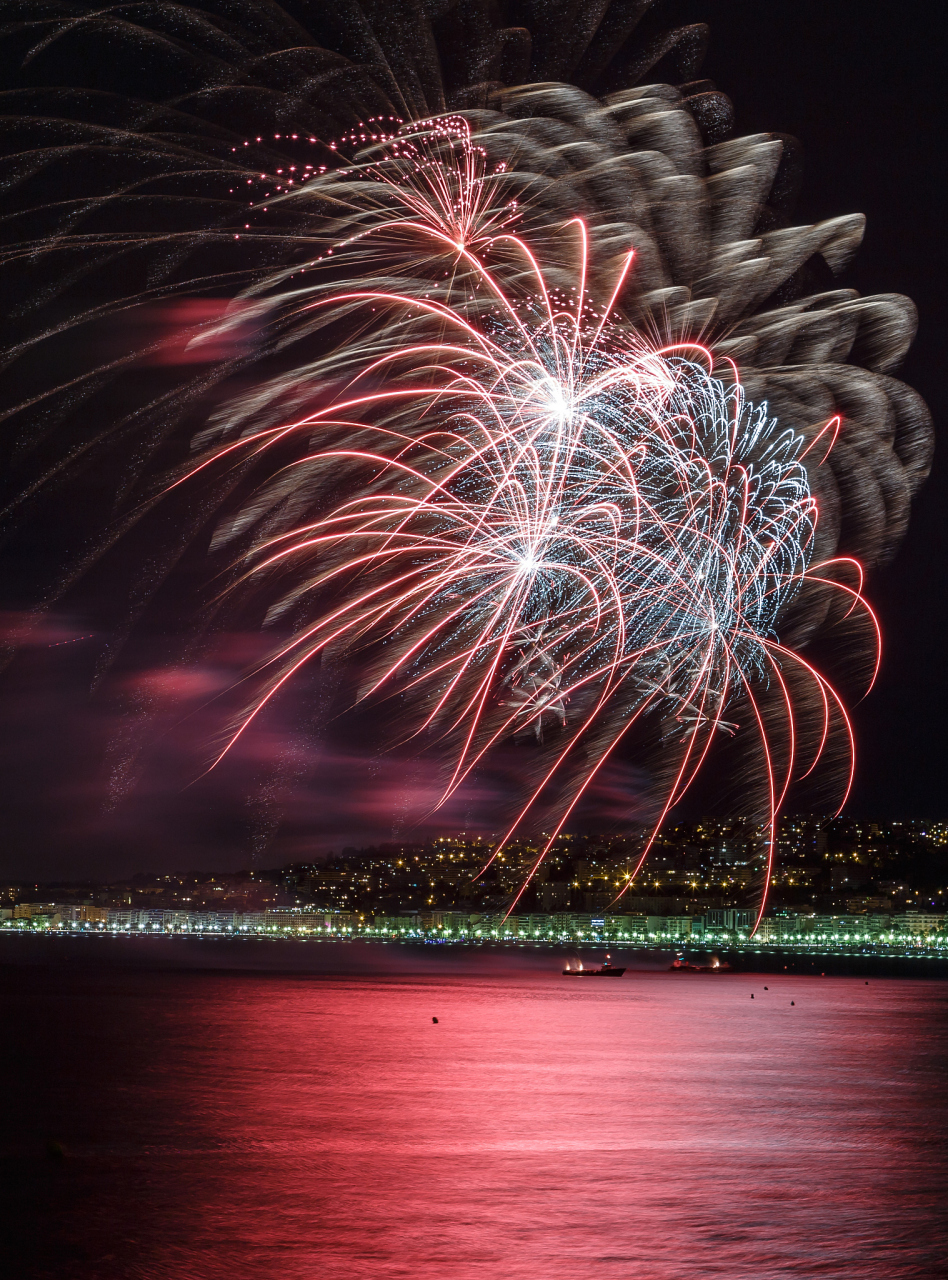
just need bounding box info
[2,948,947,1279]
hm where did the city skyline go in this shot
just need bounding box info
[6,816,945,919]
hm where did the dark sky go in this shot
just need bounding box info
[690,0,947,819]
[0,0,945,881]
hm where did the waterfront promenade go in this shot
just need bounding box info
[2,909,946,963]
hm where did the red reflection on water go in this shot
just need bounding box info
[2,962,947,1279]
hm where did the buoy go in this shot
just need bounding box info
[790,1000,795,1006]
[763,986,768,990]
[432,1016,438,1023]
[750,993,754,999]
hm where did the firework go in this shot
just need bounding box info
[0,3,932,928]
[179,131,876,928]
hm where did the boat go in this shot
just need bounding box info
[562,954,626,977]
[668,955,731,973]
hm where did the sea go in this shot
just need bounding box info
[1,936,946,1279]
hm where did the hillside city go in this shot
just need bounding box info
[3,816,947,949]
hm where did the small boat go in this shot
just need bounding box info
[563,953,626,977]
[668,954,731,973]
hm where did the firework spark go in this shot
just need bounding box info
[184,127,877,930]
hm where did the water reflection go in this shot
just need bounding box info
[2,963,946,1278]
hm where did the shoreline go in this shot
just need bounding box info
[1,930,947,978]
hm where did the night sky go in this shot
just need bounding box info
[1,0,945,881]
[691,0,947,823]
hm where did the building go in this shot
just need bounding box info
[373,914,420,935]
[646,916,692,937]
[863,914,892,933]
[890,912,944,934]
[140,908,177,930]
[190,911,236,931]
[79,905,109,925]
[13,902,59,919]
[539,882,572,911]
[263,909,332,932]
[516,914,554,938]
[605,914,647,937]
[107,908,141,929]
[437,911,474,935]
[705,908,754,933]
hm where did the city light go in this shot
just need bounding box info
[4,816,944,956]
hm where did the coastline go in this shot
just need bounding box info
[2,930,947,978]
